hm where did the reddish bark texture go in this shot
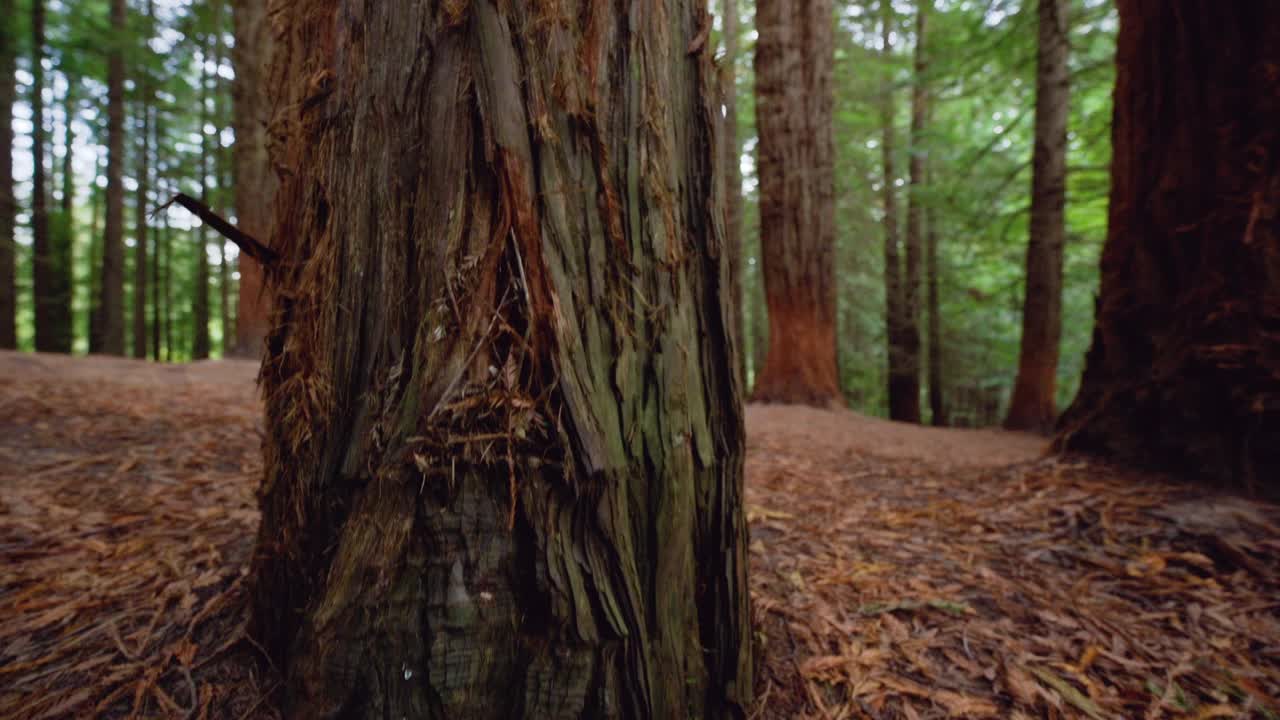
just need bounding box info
[752,0,842,407]
[1006,0,1069,433]
[1055,1,1280,495]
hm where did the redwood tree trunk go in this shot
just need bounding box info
[901,0,929,424]
[192,32,212,361]
[926,198,945,426]
[134,98,151,359]
[230,0,276,358]
[1005,0,1069,432]
[248,2,751,718]
[0,0,15,350]
[97,0,127,355]
[721,0,745,387]
[32,0,72,353]
[751,0,841,407]
[1055,1,1280,494]
[881,0,916,421]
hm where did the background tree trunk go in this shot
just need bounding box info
[926,197,945,426]
[1055,1,1280,496]
[901,0,929,424]
[249,2,751,718]
[0,0,16,350]
[32,0,72,353]
[751,0,841,407]
[97,0,127,355]
[1005,0,1069,432]
[133,97,151,359]
[192,30,212,360]
[88,153,103,352]
[721,0,745,388]
[230,0,275,358]
[881,0,916,421]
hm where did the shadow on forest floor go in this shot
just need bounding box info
[1,352,1278,719]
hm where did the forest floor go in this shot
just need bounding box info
[1,352,1278,719]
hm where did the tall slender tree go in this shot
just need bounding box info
[97,0,127,355]
[230,0,275,357]
[752,0,842,406]
[881,0,916,420]
[1055,1,1280,495]
[87,151,103,350]
[248,2,751,716]
[191,40,211,361]
[1005,0,1070,432]
[900,0,930,424]
[0,0,16,349]
[32,0,72,352]
[133,1,155,359]
[721,0,745,385]
[926,187,945,426]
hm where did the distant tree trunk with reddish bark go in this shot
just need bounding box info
[247,1,751,717]
[926,184,945,426]
[32,0,72,353]
[881,0,917,421]
[97,0,127,355]
[901,0,930,424]
[231,0,276,357]
[0,0,15,350]
[192,31,212,361]
[721,0,745,386]
[1006,0,1069,432]
[752,0,841,407]
[1055,1,1280,495]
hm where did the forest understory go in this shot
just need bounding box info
[1,352,1277,720]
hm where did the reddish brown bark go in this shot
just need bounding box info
[230,0,276,357]
[752,0,842,407]
[1006,0,1069,433]
[1055,1,1280,495]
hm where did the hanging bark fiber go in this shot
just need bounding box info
[247,1,751,718]
[1055,1,1280,497]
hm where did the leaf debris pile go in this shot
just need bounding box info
[747,405,1280,719]
[0,353,274,719]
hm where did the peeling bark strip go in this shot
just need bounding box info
[751,0,841,407]
[1055,2,1280,496]
[248,1,751,718]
